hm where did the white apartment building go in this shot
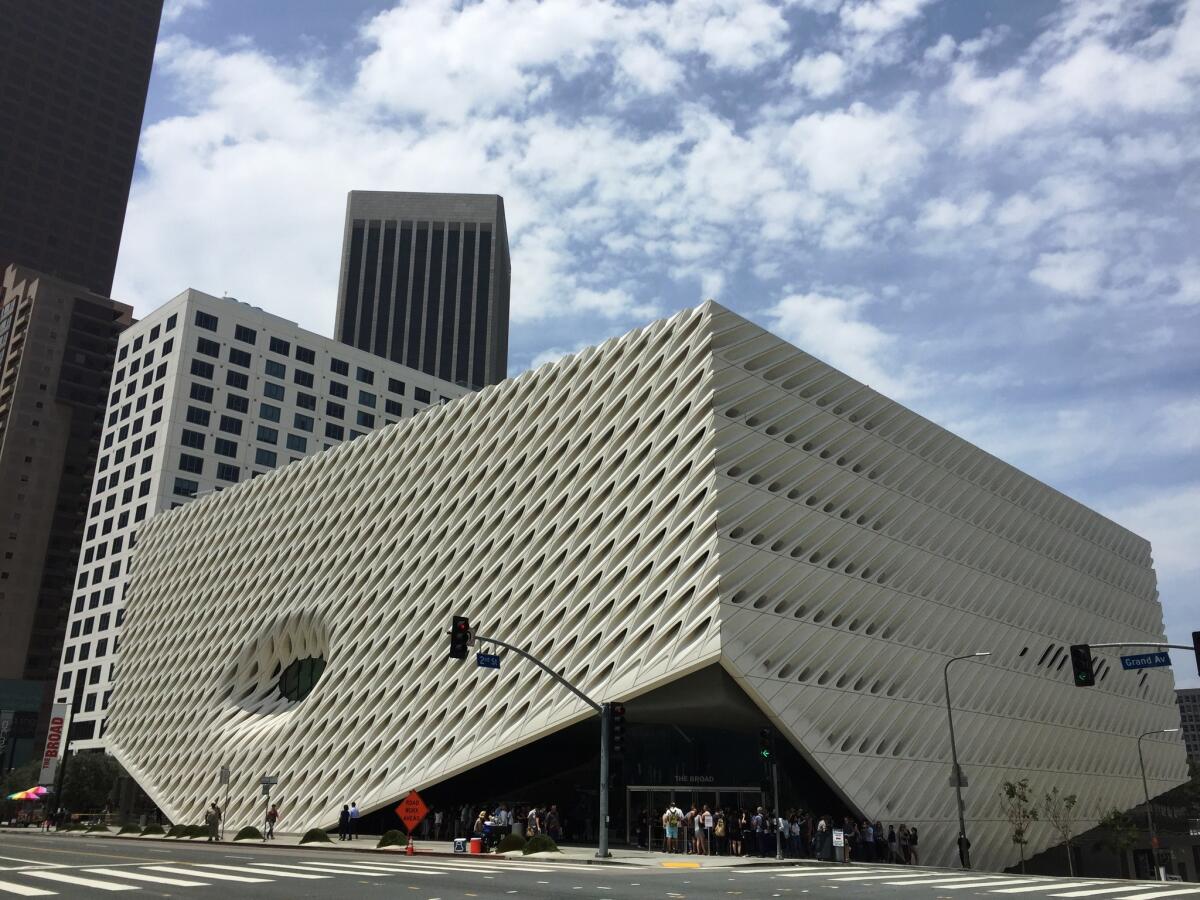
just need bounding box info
[55,289,469,749]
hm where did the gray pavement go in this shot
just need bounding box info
[2,831,1198,899]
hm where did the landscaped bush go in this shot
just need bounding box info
[300,827,332,844]
[85,824,111,833]
[141,824,165,836]
[378,829,405,848]
[234,826,264,842]
[118,825,141,835]
[522,834,559,854]
[166,824,188,838]
[495,833,526,853]
[186,824,209,839]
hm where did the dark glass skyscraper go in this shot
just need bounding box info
[334,192,510,389]
[0,0,163,296]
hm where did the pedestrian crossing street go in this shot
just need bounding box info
[755,865,1200,899]
[0,856,643,895]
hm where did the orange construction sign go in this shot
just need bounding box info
[395,790,429,832]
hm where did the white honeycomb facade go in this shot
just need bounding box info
[107,302,1186,870]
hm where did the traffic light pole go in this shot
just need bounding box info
[772,756,782,860]
[469,633,610,858]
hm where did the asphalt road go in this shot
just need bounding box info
[1,831,1197,899]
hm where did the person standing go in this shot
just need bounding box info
[349,802,360,839]
[434,808,444,840]
[206,802,221,842]
[957,832,971,868]
[909,825,919,865]
[888,824,899,862]
[899,824,911,863]
[264,804,279,840]
[545,805,562,842]
[663,802,683,853]
[338,804,351,841]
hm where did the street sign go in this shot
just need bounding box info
[476,652,501,669]
[832,828,844,847]
[395,790,429,832]
[219,766,230,787]
[260,775,278,785]
[949,764,969,788]
[1121,652,1171,670]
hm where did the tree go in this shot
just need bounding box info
[1043,787,1079,875]
[1001,778,1039,873]
[1096,806,1138,874]
[61,753,121,814]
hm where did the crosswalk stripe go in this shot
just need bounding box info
[299,861,450,874]
[1113,891,1200,900]
[828,873,939,881]
[87,869,209,887]
[277,863,398,876]
[882,876,1003,885]
[778,869,885,878]
[0,878,55,897]
[1051,887,1171,897]
[368,861,509,873]
[992,883,1108,893]
[23,871,139,891]
[141,866,270,883]
[193,864,328,879]
[939,879,1045,889]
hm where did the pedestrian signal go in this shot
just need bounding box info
[449,616,472,660]
[1069,643,1095,687]
[610,703,626,755]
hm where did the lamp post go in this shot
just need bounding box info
[1137,727,1179,881]
[944,651,991,869]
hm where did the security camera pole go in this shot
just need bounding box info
[448,617,612,858]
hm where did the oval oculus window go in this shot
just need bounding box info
[278,656,326,703]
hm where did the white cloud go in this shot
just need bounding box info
[790,51,848,97]
[162,0,206,24]
[1104,483,1200,576]
[1029,250,1108,297]
[917,191,992,230]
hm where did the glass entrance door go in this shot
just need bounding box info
[626,786,762,850]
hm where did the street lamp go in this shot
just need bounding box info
[944,651,991,869]
[1138,727,1180,881]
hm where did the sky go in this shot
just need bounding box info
[117,0,1199,682]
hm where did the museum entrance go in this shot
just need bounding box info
[626,784,763,849]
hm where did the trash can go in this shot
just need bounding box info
[469,837,483,854]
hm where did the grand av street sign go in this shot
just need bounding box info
[1121,651,1171,670]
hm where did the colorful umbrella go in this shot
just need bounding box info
[6,786,48,800]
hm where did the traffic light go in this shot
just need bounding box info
[610,703,626,756]
[1193,632,1200,678]
[448,616,472,660]
[1069,644,1095,687]
[759,727,773,760]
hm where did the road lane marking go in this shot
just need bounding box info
[141,865,269,883]
[1115,891,1200,900]
[935,878,1045,888]
[193,864,328,879]
[24,871,139,891]
[992,883,1108,893]
[87,869,208,887]
[0,878,56,897]
[1045,887,1156,897]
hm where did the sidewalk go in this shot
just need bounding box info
[2,827,852,868]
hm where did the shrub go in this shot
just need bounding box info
[234,826,264,842]
[85,824,111,833]
[496,833,526,853]
[141,824,165,836]
[522,834,559,855]
[187,824,209,839]
[166,824,188,838]
[300,827,332,844]
[118,825,141,835]
[378,829,405,848]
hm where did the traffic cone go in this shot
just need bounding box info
[406,834,415,856]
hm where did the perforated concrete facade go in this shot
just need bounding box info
[106,301,1186,870]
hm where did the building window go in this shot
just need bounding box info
[385,399,403,416]
[325,422,344,440]
[162,337,174,355]
[185,406,211,427]
[194,310,218,331]
[255,448,277,468]
[196,336,220,358]
[294,413,314,432]
[227,371,249,390]
[357,411,375,428]
[226,394,249,413]
[278,656,326,702]
[263,382,285,401]
[178,453,204,474]
[181,429,206,450]
[219,415,243,435]
[228,347,251,368]
[256,425,278,445]
[265,360,286,379]
[234,324,257,344]
[216,463,240,482]
[259,402,281,422]
[189,383,213,403]
[285,434,308,453]
[330,357,349,376]
[295,345,315,365]
[173,477,199,498]
[190,359,214,379]
[296,392,316,410]
[214,437,238,458]
[414,387,431,404]
[387,377,405,395]
[325,401,344,420]
[355,366,374,384]
[329,381,348,399]
[269,336,290,355]
[293,369,314,388]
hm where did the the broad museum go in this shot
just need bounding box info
[106,302,1186,870]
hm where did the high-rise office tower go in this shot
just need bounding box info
[0,265,133,696]
[0,0,162,295]
[334,192,511,389]
[55,289,468,748]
